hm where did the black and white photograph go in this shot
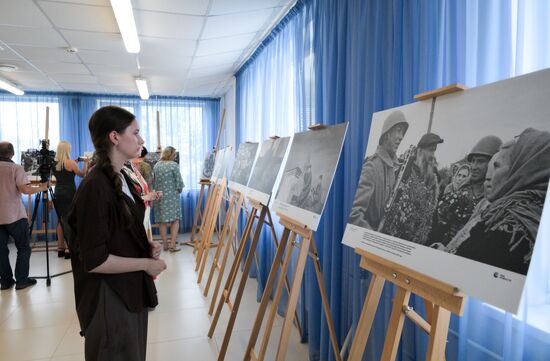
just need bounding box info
[200,150,216,180]
[20,150,40,177]
[228,142,259,193]
[343,68,550,313]
[210,146,231,183]
[273,123,348,230]
[247,137,291,205]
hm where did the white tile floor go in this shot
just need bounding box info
[0,233,309,361]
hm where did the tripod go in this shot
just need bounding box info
[29,186,72,286]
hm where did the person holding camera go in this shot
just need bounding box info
[68,106,166,361]
[0,141,48,291]
[53,140,88,259]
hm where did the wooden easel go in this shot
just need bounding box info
[195,177,227,281]
[243,213,341,361]
[347,249,466,361]
[202,188,246,299]
[189,108,225,246]
[207,198,303,361]
[189,179,213,246]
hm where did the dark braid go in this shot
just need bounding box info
[88,106,135,228]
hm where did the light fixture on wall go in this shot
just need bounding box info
[135,78,149,100]
[0,78,24,95]
[110,0,140,53]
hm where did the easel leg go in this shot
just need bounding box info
[380,288,411,361]
[426,306,451,361]
[275,235,312,361]
[348,274,385,361]
[203,194,237,293]
[195,186,217,267]
[257,232,297,361]
[310,239,342,361]
[190,184,206,244]
[214,207,267,361]
[208,207,258,338]
[208,200,253,315]
[243,227,291,361]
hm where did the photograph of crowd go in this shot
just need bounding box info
[247,137,290,204]
[229,142,258,188]
[346,69,550,278]
[274,123,347,229]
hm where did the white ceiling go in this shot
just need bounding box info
[0,0,295,98]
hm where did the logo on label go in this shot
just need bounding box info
[493,272,499,278]
[493,271,512,282]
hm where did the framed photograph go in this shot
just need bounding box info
[200,150,216,180]
[210,146,232,184]
[272,123,348,231]
[342,68,550,313]
[247,137,291,205]
[229,142,259,194]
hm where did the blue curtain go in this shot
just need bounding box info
[235,0,550,360]
[0,92,220,233]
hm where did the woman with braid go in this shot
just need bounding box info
[68,106,166,361]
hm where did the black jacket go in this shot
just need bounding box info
[68,167,158,333]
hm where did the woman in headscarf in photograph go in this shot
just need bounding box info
[454,128,550,275]
[429,163,477,246]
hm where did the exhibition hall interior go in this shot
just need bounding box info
[1,0,550,360]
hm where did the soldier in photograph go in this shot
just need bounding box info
[380,133,443,245]
[348,110,409,230]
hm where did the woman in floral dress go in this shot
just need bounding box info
[153,146,184,252]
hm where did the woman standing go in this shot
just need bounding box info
[53,141,88,258]
[153,146,184,252]
[68,106,166,361]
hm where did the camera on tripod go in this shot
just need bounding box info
[22,139,57,183]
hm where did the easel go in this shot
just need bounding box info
[347,249,466,361]
[344,83,467,361]
[195,177,227,282]
[242,213,341,361]
[189,109,225,246]
[208,198,305,361]
[202,188,245,300]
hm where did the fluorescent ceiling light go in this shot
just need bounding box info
[110,0,140,53]
[135,78,149,100]
[0,78,24,95]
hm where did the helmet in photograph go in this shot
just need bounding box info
[380,110,409,140]
[467,135,502,161]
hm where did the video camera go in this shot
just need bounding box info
[22,139,56,183]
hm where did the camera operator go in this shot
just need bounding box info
[0,141,48,291]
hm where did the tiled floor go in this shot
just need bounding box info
[0,234,309,361]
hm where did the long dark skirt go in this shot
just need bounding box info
[84,281,148,361]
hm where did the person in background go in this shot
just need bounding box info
[153,146,184,252]
[53,140,88,258]
[131,146,153,189]
[0,141,48,290]
[68,106,166,361]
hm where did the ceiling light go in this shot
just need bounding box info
[0,78,24,95]
[0,64,18,72]
[110,0,140,53]
[135,78,149,100]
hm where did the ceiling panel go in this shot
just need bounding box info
[78,50,136,67]
[96,74,135,86]
[139,53,193,72]
[49,74,97,83]
[0,26,68,48]
[87,63,129,75]
[0,1,52,28]
[202,8,275,39]
[39,2,119,33]
[140,36,197,58]
[10,46,81,63]
[54,0,110,5]
[195,32,256,57]
[103,84,138,94]
[60,30,125,52]
[133,0,210,16]
[135,10,204,39]
[25,83,64,91]
[1,70,51,84]
[36,62,91,75]
[192,51,242,68]
[185,74,231,88]
[58,82,106,92]
[0,59,37,73]
[187,64,233,79]
[210,0,286,15]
